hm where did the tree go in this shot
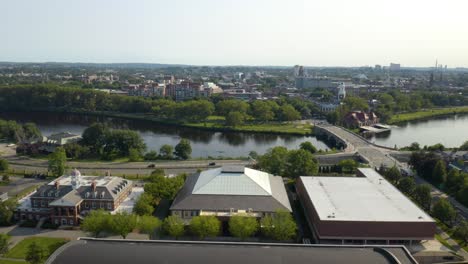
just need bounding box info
[432,160,447,185]
[337,159,358,174]
[144,150,158,161]
[128,148,142,162]
[432,198,456,226]
[133,193,155,216]
[299,142,317,154]
[413,184,432,211]
[453,221,468,245]
[110,212,137,239]
[257,146,289,175]
[163,215,185,239]
[25,242,47,264]
[137,215,162,239]
[285,149,318,178]
[229,215,258,240]
[1,175,9,183]
[81,209,111,238]
[159,144,174,159]
[0,199,16,226]
[48,147,67,177]
[174,139,192,160]
[144,173,185,204]
[397,177,416,195]
[216,100,249,116]
[0,159,9,172]
[0,233,9,254]
[445,169,464,195]
[260,210,297,241]
[190,216,221,239]
[251,100,274,122]
[385,166,402,184]
[460,141,468,151]
[278,104,301,121]
[225,111,246,127]
[81,123,109,150]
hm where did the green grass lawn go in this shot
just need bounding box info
[4,237,69,260]
[388,106,468,124]
[0,260,27,264]
[186,120,313,135]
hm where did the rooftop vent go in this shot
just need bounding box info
[221,166,245,173]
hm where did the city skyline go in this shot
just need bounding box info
[1,0,468,67]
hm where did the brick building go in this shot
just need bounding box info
[16,169,132,226]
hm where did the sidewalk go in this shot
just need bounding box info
[437,227,468,260]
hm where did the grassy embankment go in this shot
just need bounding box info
[388,106,468,124]
[2,237,68,264]
[50,109,314,136]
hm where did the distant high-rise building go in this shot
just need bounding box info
[374,65,382,70]
[338,82,346,101]
[389,63,400,71]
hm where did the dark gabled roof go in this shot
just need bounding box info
[170,168,291,212]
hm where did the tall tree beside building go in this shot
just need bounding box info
[189,216,221,239]
[257,146,289,175]
[0,199,16,226]
[162,215,185,239]
[384,166,402,184]
[285,149,318,178]
[432,160,447,185]
[397,177,416,196]
[81,209,111,238]
[260,210,297,241]
[412,184,432,211]
[229,215,258,240]
[225,111,246,127]
[278,104,301,121]
[432,198,456,226]
[48,147,67,177]
[110,212,137,239]
[133,193,155,216]
[453,221,468,245]
[137,215,162,239]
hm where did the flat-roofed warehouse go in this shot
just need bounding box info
[46,239,419,264]
[296,168,436,244]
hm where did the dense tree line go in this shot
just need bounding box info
[327,90,468,124]
[0,119,42,143]
[0,85,314,126]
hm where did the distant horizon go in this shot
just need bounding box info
[1,60,466,69]
[2,0,468,68]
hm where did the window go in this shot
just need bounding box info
[33,200,38,207]
[69,219,74,225]
[92,202,96,209]
[183,211,190,218]
[107,203,112,210]
[41,200,45,207]
[85,203,89,209]
[191,211,198,216]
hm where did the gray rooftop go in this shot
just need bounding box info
[46,239,418,264]
[171,167,291,212]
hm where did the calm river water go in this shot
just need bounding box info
[0,112,329,158]
[370,114,468,148]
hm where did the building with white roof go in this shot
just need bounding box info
[296,168,436,244]
[170,166,291,221]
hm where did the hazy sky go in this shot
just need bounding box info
[1,0,468,67]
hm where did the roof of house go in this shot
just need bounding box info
[31,170,132,206]
[170,167,291,212]
[46,239,418,264]
[299,168,434,222]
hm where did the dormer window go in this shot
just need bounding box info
[94,191,98,198]
[85,192,90,198]
[101,192,105,198]
[41,191,46,197]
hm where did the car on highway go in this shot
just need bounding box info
[208,162,216,166]
[147,164,156,168]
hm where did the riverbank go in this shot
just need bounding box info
[5,108,314,136]
[388,106,468,124]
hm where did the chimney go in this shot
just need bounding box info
[54,180,60,190]
[91,181,97,192]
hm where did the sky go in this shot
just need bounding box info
[1,0,468,67]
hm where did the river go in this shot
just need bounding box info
[370,114,468,148]
[0,112,329,158]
